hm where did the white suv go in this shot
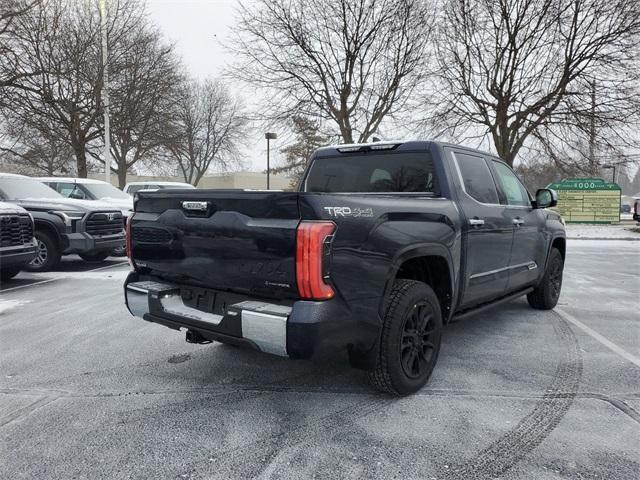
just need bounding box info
[123,181,195,196]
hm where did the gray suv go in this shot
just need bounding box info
[0,174,125,272]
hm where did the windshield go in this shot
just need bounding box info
[304,152,439,194]
[0,177,63,200]
[83,183,130,200]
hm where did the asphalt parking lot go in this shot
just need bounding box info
[1,241,638,479]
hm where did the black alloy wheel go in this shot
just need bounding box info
[400,301,439,379]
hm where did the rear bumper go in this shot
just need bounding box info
[124,272,359,360]
[63,232,125,254]
[0,242,37,268]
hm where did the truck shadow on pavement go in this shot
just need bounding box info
[153,299,572,397]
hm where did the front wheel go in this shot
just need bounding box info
[79,251,110,263]
[25,230,61,272]
[368,279,443,396]
[527,247,564,310]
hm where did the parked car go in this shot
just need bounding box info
[0,201,37,281]
[38,177,133,256]
[634,198,640,222]
[0,173,125,271]
[123,140,566,396]
[123,181,195,196]
[37,177,133,214]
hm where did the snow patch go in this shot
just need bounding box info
[0,299,31,314]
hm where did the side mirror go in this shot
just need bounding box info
[69,191,84,199]
[535,188,557,209]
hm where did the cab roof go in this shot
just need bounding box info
[313,139,497,159]
[36,177,108,185]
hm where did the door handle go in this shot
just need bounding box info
[512,218,525,226]
[469,218,485,226]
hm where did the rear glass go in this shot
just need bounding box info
[304,152,438,194]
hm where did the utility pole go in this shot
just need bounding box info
[588,80,597,175]
[100,0,111,185]
[265,132,277,189]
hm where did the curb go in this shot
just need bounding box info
[567,237,640,241]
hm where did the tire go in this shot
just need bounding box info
[527,247,564,310]
[25,230,61,272]
[79,251,110,262]
[1,266,21,281]
[368,279,443,396]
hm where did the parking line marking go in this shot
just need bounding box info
[0,261,128,294]
[86,261,128,272]
[0,278,58,293]
[555,308,640,368]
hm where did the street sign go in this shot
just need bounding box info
[547,178,621,224]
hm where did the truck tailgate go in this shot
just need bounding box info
[131,190,300,299]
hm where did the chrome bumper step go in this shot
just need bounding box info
[125,281,291,356]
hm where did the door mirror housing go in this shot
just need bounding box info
[534,188,557,209]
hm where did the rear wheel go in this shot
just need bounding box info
[527,248,564,310]
[368,279,443,396]
[25,230,61,272]
[79,251,110,263]
[1,266,21,281]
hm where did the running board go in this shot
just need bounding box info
[452,287,534,322]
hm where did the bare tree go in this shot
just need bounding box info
[163,79,247,186]
[2,0,103,177]
[0,115,74,175]
[429,0,640,166]
[230,0,432,143]
[0,0,42,93]
[530,75,640,175]
[1,0,154,178]
[88,23,181,187]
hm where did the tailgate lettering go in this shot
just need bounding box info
[182,201,209,211]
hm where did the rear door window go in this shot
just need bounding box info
[454,152,499,204]
[304,152,438,194]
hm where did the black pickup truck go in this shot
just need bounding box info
[124,141,565,395]
[0,174,125,271]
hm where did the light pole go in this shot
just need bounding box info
[265,132,277,189]
[602,164,616,183]
[99,0,111,185]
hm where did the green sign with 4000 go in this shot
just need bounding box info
[546,178,621,224]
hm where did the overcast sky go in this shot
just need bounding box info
[146,0,276,174]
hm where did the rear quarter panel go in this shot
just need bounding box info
[299,193,462,356]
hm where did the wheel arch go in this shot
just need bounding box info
[33,219,62,249]
[382,244,456,323]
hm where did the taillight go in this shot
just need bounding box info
[296,221,336,300]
